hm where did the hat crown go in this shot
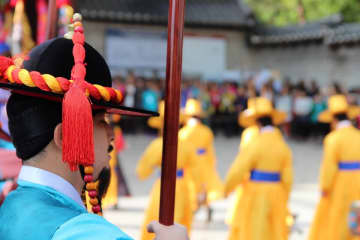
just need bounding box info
[328,95,348,114]
[184,98,203,116]
[254,97,274,116]
[247,98,256,110]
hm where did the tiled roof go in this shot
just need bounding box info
[249,15,344,46]
[76,0,255,29]
[250,24,330,45]
[327,23,360,46]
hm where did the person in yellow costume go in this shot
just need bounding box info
[308,94,360,240]
[225,98,260,226]
[179,98,224,221]
[136,101,199,240]
[224,97,293,240]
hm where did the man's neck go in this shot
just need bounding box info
[24,160,84,195]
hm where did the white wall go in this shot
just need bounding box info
[83,21,360,88]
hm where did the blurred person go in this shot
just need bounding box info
[234,85,248,113]
[292,87,313,139]
[209,82,222,135]
[112,75,126,97]
[308,95,360,240]
[189,78,201,99]
[261,82,274,102]
[181,80,191,108]
[328,81,344,96]
[137,101,199,240]
[310,94,328,139]
[142,80,160,112]
[224,97,292,240]
[220,83,237,137]
[134,77,146,133]
[309,80,320,97]
[179,99,224,222]
[276,86,293,137]
[135,77,145,109]
[198,81,213,126]
[121,73,138,134]
[0,33,187,239]
[124,72,136,108]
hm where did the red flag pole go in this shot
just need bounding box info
[159,0,186,226]
[45,0,57,40]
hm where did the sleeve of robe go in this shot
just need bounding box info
[136,138,162,180]
[319,134,339,193]
[52,213,133,240]
[224,143,255,196]
[281,146,293,199]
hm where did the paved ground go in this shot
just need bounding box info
[103,134,324,240]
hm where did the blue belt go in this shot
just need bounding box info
[161,169,184,178]
[250,170,281,182]
[197,148,206,155]
[176,169,184,178]
[338,162,360,171]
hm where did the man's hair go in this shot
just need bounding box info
[257,116,273,127]
[7,94,62,160]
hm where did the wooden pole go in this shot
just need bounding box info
[159,0,186,226]
[45,0,57,40]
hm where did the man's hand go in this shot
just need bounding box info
[147,221,189,240]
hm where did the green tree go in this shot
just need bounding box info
[245,0,360,26]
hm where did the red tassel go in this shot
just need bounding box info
[62,83,94,171]
[62,17,94,171]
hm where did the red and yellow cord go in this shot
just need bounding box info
[2,64,122,103]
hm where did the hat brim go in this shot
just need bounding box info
[0,82,159,117]
[148,112,186,129]
[239,109,287,127]
[318,106,360,123]
[148,116,163,129]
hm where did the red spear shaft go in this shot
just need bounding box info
[45,0,57,40]
[159,0,186,226]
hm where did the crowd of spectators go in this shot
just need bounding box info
[111,71,360,139]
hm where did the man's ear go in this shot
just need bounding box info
[54,123,62,150]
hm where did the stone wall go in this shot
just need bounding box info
[246,44,360,88]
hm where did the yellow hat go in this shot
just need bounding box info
[318,95,360,123]
[184,98,204,117]
[148,101,185,129]
[148,101,165,129]
[238,98,256,126]
[239,97,287,127]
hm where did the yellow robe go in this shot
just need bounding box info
[225,126,259,226]
[102,149,118,209]
[136,137,199,240]
[225,128,293,240]
[308,125,360,240]
[179,121,224,205]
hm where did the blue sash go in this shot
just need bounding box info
[176,169,184,178]
[250,170,281,182]
[338,162,360,171]
[161,169,184,178]
[197,148,206,155]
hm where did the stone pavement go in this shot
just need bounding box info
[103,134,324,240]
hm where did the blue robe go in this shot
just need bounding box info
[0,180,132,240]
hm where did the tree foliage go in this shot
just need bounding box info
[245,0,360,26]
